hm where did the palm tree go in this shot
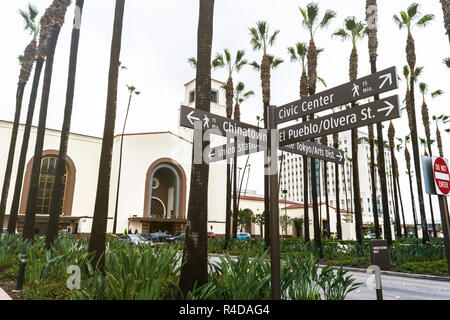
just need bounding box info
[394,2,434,245]
[387,121,402,238]
[111,84,140,236]
[368,125,381,238]
[398,136,419,237]
[249,20,282,248]
[433,114,448,157]
[299,2,336,254]
[179,0,215,297]
[23,0,72,241]
[320,135,331,238]
[212,49,247,242]
[0,4,39,231]
[88,0,126,269]
[440,0,450,43]
[366,0,392,245]
[45,0,85,248]
[332,16,366,244]
[333,131,342,239]
[393,154,408,237]
[232,81,254,238]
[7,3,53,235]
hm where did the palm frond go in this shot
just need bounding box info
[414,66,424,80]
[287,46,298,62]
[187,57,197,69]
[320,9,337,28]
[393,15,404,29]
[444,58,450,69]
[431,89,444,98]
[332,28,349,40]
[317,76,327,88]
[407,3,419,20]
[249,61,261,71]
[416,14,435,28]
[268,29,280,47]
[419,82,427,95]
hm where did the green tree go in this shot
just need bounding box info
[252,213,265,239]
[237,210,252,233]
[88,0,126,269]
[23,0,72,241]
[394,2,434,245]
[280,214,292,237]
[0,3,39,231]
[179,0,215,297]
[46,0,86,248]
[332,16,366,244]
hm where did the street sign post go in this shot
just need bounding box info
[280,140,345,164]
[370,239,390,270]
[278,95,400,146]
[275,66,398,124]
[179,105,267,146]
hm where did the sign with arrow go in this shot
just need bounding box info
[275,66,398,124]
[179,105,267,146]
[280,140,345,164]
[278,95,400,146]
[204,139,266,164]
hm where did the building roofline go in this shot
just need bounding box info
[184,78,226,87]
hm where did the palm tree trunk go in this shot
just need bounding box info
[46,0,85,248]
[303,125,310,242]
[389,150,401,238]
[232,137,238,238]
[409,75,430,244]
[324,161,330,238]
[440,0,450,43]
[7,59,44,234]
[179,0,214,296]
[369,126,380,238]
[0,84,25,230]
[396,175,408,237]
[23,26,63,241]
[333,134,342,239]
[408,171,419,238]
[88,0,126,270]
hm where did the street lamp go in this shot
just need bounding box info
[14,254,27,291]
[282,189,288,237]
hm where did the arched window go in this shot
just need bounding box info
[20,150,76,216]
[36,156,67,215]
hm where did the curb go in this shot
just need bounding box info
[0,287,12,300]
[209,253,450,282]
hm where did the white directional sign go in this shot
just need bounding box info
[205,140,266,164]
[278,95,401,146]
[179,105,267,146]
[280,140,345,164]
[275,66,398,124]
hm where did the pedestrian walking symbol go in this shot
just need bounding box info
[352,83,360,97]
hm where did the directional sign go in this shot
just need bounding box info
[205,140,266,164]
[280,140,345,164]
[278,95,400,146]
[179,105,267,146]
[275,66,398,124]
[433,156,450,196]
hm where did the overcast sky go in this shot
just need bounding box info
[1,0,449,224]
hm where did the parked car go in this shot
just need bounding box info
[140,232,170,243]
[207,232,216,238]
[237,232,251,240]
[167,233,185,243]
[119,234,148,246]
[364,233,376,239]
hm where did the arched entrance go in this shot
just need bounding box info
[139,158,187,235]
[241,208,254,235]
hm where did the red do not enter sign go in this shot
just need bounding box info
[433,157,450,196]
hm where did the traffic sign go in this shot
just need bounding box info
[280,140,345,164]
[275,66,398,124]
[433,156,450,196]
[204,139,266,164]
[179,105,267,146]
[278,95,400,146]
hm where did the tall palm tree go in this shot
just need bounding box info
[387,121,402,238]
[368,125,381,238]
[287,41,310,241]
[299,2,336,254]
[249,20,282,248]
[397,136,419,237]
[0,4,39,231]
[393,154,408,237]
[7,3,53,234]
[440,0,450,43]
[333,131,342,239]
[212,49,247,242]
[394,2,434,245]
[179,0,215,296]
[432,114,448,157]
[88,0,126,270]
[232,81,254,238]
[320,135,331,238]
[45,0,85,248]
[332,16,366,244]
[111,84,140,236]
[23,0,72,241]
[365,0,392,245]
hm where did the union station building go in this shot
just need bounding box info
[0,79,371,240]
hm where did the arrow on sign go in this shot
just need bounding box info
[378,73,392,89]
[377,101,395,117]
[187,111,200,125]
[337,152,343,162]
[280,140,345,164]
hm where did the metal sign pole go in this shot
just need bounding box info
[438,195,450,277]
[268,105,281,300]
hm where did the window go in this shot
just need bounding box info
[189,89,219,104]
[189,90,195,103]
[36,157,67,215]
